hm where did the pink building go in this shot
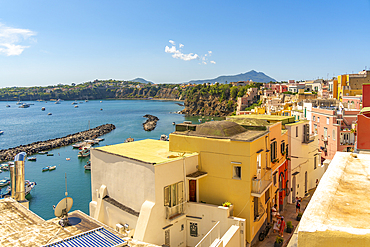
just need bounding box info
[311,107,359,161]
[357,84,370,151]
[236,87,258,112]
[342,96,362,110]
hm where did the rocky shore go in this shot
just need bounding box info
[0,124,116,162]
[143,114,159,131]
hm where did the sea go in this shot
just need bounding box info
[0,99,219,220]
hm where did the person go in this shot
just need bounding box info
[273,216,281,233]
[296,197,302,213]
[279,216,286,237]
[271,204,279,232]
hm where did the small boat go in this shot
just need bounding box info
[41,107,46,111]
[71,102,78,105]
[0,164,9,171]
[125,137,134,143]
[66,158,70,161]
[47,113,52,115]
[94,138,104,142]
[85,100,89,102]
[0,178,10,187]
[78,149,90,158]
[47,153,54,156]
[172,122,175,125]
[84,160,91,170]
[72,142,86,149]
[55,100,61,104]
[6,105,10,108]
[27,157,37,161]
[49,166,56,171]
[100,101,102,103]
[160,134,169,141]
[25,180,36,197]
[74,105,79,108]
[0,130,4,135]
[19,103,30,108]
[42,166,50,172]
[16,101,23,105]
[39,151,48,154]
[85,140,99,145]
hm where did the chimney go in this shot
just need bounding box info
[14,152,28,207]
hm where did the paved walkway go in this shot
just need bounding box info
[251,188,316,247]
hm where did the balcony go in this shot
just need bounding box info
[165,202,185,220]
[251,170,272,197]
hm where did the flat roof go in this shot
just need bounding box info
[95,139,197,165]
[285,120,309,126]
[299,152,370,235]
[227,114,295,123]
[0,198,158,247]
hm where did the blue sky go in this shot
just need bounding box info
[1,0,370,87]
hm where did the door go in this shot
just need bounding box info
[305,172,308,193]
[189,180,196,202]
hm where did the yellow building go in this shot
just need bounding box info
[288,152,370,247]
[170,120,289,245]
[336,70,370,100]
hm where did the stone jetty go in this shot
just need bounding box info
[0,124,115,162]
[143,114,159,131]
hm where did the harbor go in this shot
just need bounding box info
[0,99,187,219]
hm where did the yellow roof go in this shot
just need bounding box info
[95,139,197,165]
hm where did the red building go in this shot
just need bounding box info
[357,83,370,151]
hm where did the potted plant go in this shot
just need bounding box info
[274,236,284,247]
[286,221,294,233]
[296,212,303,221]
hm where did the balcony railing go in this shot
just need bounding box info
[252,170,272,197]
[165,202,186,220]
[195,221,221,247]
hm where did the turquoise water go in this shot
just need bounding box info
[0,99,190,220]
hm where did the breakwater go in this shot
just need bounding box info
[0,124,115,162]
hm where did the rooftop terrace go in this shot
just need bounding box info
[95,139,197,165]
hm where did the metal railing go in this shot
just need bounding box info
[252,170,272,195]
[165,202,186,219]
[195,221,221,247]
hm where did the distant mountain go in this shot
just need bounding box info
[187,70,276,84]
[129,78,154,84]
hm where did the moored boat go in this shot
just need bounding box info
[78,149,90,158]
[84,160,91,170]
[0,130,4,135]
[39,151,48,154]
[41,107,46,111]
[6,105,10,107]
[42,166,50,172]
[47,153,54,156]
[27,157,37,161]
[19,103,30,108]
[0,178,10,187]
[49,166,56,171]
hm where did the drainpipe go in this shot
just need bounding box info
[10,165,16,199]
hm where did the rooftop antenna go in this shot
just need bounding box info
[53,173,73,227]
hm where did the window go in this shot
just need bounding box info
[314,124,317,134]
[164,181,184,207]
[318,117,320,123]
[327,117,329,125]
[273,172,277,186]
[254,197,259,220]
[324,127,328,139]
[233,166,241,179]
[313,116,316,122]
[257,153,261,170]
[270,141,277,162]
[296,126,298,137]
[314,156,317,170]
[281,142,285,154]
[265,188,270,204]
[332,129,336,140]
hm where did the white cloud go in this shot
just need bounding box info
[165,40,215,64]
[0,23,36,56]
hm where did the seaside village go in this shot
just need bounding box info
[3,70,370,247]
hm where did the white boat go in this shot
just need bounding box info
[78,149,90,158]
[0,178,10,187]
[19,103,30,108]
[41,107,46,111]
[84,160,91,170]
[16,101,23,105]
[0,164,9,171]
[160,134,169,141]
[47,112,52,115]
[74,105,79,108]
[25,180,36,196]
[0,130,4,135]
[55,100,61,104]
[49,166,56,171]
[27,157,37,161]
[6,105,10,108]
[94,138,104,142]
[73,142,86,149]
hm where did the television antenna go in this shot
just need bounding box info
[53,173,73,227]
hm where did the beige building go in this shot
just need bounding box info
[90,139,245,247]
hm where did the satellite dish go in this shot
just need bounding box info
[53,173,73,227]
[54,197,73,218]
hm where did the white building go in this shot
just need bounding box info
[285,121,325,204]
[90,139,245,247]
